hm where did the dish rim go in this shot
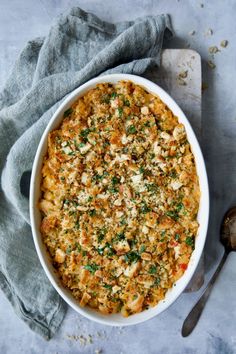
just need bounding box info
[30,73,209,326]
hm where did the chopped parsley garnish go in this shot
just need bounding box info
[120,217,127,226]
[109,186,119,194]
[103,284,112,290]
[124,251,140,264]
[80,128,91,142]
[115,232,125,241]
[79,142,85,148]
[118,107,123,117]
[88,209,96,217]
[112,176,120,185]
[111,92,118,99]
[84,264,99,274]
[129,239,137,248]
[185,236,194,248]
[143,121,151,128]
[166,210,179,221]
[175,233,180,241]
[124,99,130,106]
[146,183,158,193]
[160,230,166,241]
[140,201,151,214]
[139,245,146,253]
[66,246,72,254]
[105,242,115,256]
[170,170,177,178]
[93,173,103,181]
[77,244,82,253]
[148,265,157,274]
[68,151,75,156]
[97,228,107,242]
[127,125,137,134]
[98,234,104,243]
[149,153,155,159]
[176,202,184,212]
[139,166,145,174]
[154,277,161,286]
[102,94,111,104]
[97,247,104,255]
[63,108,73,117]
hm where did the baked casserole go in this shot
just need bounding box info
[39,80,200,316]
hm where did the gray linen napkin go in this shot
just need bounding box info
[0,7,173,339]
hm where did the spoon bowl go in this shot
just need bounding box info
[221,207,236,251]
[182,206,236,337]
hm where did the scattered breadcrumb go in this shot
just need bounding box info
[177,77,187,86]
[88,334,93,344]
[66,333,93,346]
[205,28,213,36]
[95,350,103,354]
[220,40,228,48]
[96,330,107,339]
[208,46,220,54]
[178,70,188,79]
[177,70,188,86]
[207,60,216,69]
[188,30,195,36]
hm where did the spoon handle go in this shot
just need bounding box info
[182,251,228,337]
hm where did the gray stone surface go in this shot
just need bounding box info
[1,0,236,353]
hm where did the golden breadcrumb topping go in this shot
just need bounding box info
[39,81,200,316]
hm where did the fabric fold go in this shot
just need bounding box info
[0,7,173,339]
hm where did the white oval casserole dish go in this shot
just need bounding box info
[30,74,209,326]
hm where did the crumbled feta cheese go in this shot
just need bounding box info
[170,181,183,190]
[81,172,89,185]
[116,211,124,218]
[114,198,122,206]
[77,206,89,211]
[173,124,185,141]
[124,262,140,277]
[158,163,167,172]
[97,193,108,200]
[142,225,149,234]
[113,240,130,254]
[55,249,66,263]
[97,167,104,175]
[174,245,181,259]
[141,106,149,115]
[79,143,92,154]
[131,174,142,184]
[112,285,121,293]
[153,141,161,155]
[63,146,72,155]
[121,134,128,145]
[111,98,119,108]
[67,170,77,184]
[160,131,171,140]
[131,207,138,217]
[118,154,129,162]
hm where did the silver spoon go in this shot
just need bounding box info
[182,207,236,337]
